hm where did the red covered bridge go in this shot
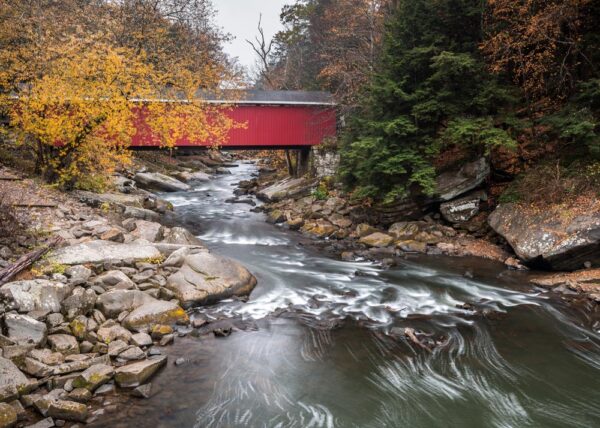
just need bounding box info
[131,90,337,150]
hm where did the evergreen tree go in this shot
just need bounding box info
[340,0,516,202]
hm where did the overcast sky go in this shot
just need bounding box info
[214,0,293,72]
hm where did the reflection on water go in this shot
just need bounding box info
[94,162,600,428]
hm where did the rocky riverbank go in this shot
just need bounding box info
[235,158,600,306]
[0,152,257,427]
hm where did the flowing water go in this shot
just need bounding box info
[95,161,600,428]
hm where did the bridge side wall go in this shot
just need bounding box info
[130,105,337,149]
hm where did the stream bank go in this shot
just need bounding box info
[0,152,257,427]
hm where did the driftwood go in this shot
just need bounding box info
[404,327,433,353]
[0,236,62,285]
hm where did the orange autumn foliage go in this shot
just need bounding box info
[481,0,592,103]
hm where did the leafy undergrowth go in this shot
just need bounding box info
[498,159,600,220]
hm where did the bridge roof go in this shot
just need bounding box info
[198,90,336,106]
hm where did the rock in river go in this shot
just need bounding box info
[489,202,600,270]
[50,240,162,265]
[72,364,114,392]
[166,253,257,307]
[359,232,394,248]
[47,400,88,423]
[114,356,167,388]
[257,177,316,202]
[123,300,188,330]
[134,172,191,192]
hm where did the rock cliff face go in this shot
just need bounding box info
[488,203,600,270]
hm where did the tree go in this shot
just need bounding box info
[339,0,517,202]
[257,0,389,109]
[0,0,239,189]
[246,14,278,90]
[11,40,238,188]
[481,0,600,156]
[481,0,597,103]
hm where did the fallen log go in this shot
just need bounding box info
[0,236,62,285]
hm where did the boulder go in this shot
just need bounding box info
[131,383,152,398]
[359,232,394,248]
[50,241,161,265]
[489,203,600,270]
[166,253,257,307]
[108,340,129,356]
[440,191,485,223]
[0,280,70,313]
[435,158,490,201]
[100,228,125,243]
[266,210,285,224]
[122,301,188,330]
[95,290,155,318]
[69,316,96,341]
[388,222,420,240]
[0,357,29,391]
[301,220,337,238]
[67,388,92,403]
[29,349,64,366]
[111,174,136,193]
[257,177,316,202]
[123,206,160,222]
[131,332,153,347]
[329,214,352,229]
[114,356,167,388]
[4,314,47,346]
[131,221,164,243]
[47,400,87,423]
[118,346,145,361]
[64,265,92,286]
[153,243,205,257]
[94,270,134,287]
[355,223,378,238]
[22,357,53,378]
[134,172,191,192]
[72,364,114,391]
[47,334,79,356]
[161,227,203,246]
[161,247,191,268]
[97,323,132,344]
[61,287,97,319]
[173,171,211,183]
[0,402,17,428]
[397,240,428,253]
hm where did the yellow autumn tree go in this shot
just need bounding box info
[9,37,239,189]
[0,0,241,190]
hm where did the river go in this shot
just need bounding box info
[95,161,600,428]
